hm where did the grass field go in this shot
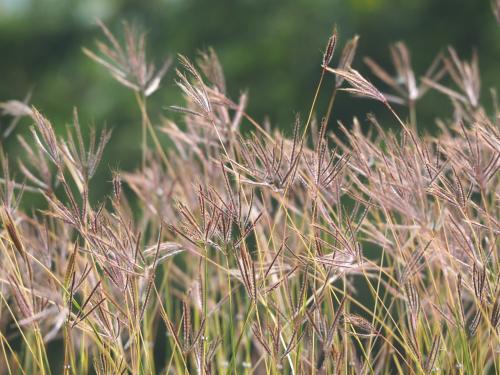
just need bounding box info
[0,13,499,375]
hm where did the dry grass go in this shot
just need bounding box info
[0,19,499,375]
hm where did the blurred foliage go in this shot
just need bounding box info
[0,0,499,200]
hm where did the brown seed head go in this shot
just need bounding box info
[322,27,338,67]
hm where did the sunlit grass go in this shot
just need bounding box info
[0,19,498,374]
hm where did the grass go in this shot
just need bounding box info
[0,18,499,375]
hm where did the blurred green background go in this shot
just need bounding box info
[0,0,499,198]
